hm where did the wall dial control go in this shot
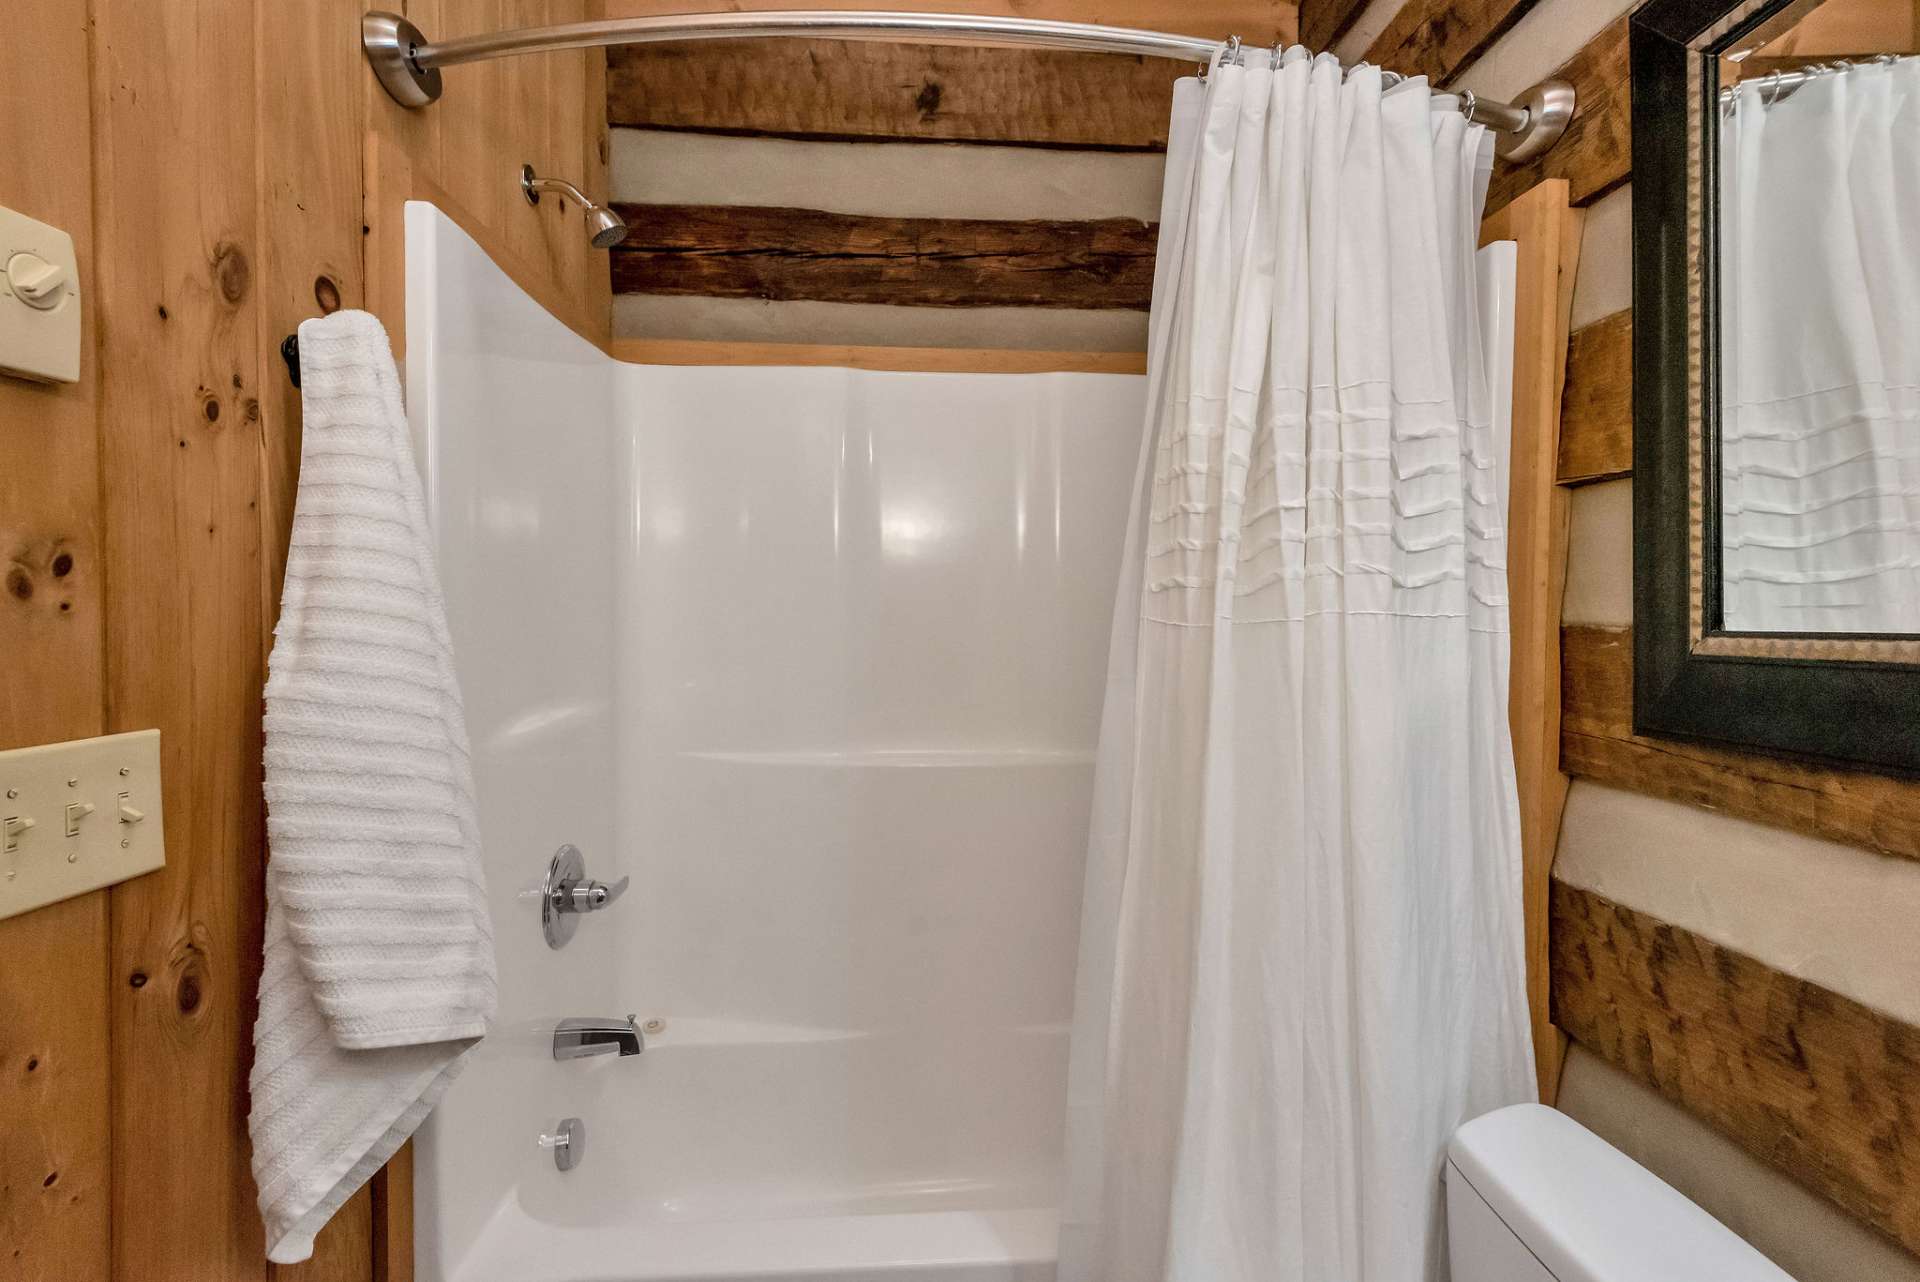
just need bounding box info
[0,204,81,383]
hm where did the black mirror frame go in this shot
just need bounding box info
[1631,0,1920,775]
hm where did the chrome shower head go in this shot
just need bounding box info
[586,205,630,249]
[521,164,629,250]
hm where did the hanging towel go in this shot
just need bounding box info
[250,309,497,1264]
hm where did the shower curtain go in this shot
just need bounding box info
[1720,57,1920,632]
[1059,49,1535,1282]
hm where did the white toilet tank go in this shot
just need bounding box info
[1446,1104,1797,1282]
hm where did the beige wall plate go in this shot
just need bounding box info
[0,203,82,383]
[0,729,165,921]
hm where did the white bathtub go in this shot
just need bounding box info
[403,203,1142,1282]
[458,1206,1058,1282]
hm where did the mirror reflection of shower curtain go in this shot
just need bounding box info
[1058,48,1535,1282]
[1720,58,1920,632]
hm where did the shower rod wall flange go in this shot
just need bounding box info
[364,11,441,109]
[361,9,1574,162]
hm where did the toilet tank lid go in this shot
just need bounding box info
[1448,1104,1796,1282]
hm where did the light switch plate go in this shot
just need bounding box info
[0,204,82,384]
[0,730,165,921]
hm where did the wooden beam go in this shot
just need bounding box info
[1561,625,1920,861]
[609,40,1187,149]
[1485,17,1631,215]
[610,203,1157,308]
[1299,0,1371,56]
[1482,179,1583,1105]
[611,338,1146,371]
[1361,0,1543,86]
[1552,880,1920,1255]
[1558,308,1632,484]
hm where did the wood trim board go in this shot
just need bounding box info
[1558,308,1632,484]
[1360,0,1543,85]
[610,40,1188,149]
[1552,880,1920,1256]
[1482,179,1584,1105]
[370,1141,414,1282]
[610,338,1146,372]
[365,133,613,359]
[1561,625,1920,861]
[609,203,1158,309]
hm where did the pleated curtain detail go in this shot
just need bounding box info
[1058,49,1536,1282]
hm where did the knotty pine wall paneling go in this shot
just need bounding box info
[94,1,281,1272]
[0,2,111,1278]
[1,1,611,1279]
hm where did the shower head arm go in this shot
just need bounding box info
[521,165,592,211]
[520,163,631,248]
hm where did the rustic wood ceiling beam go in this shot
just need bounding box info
[609,202,1157,308]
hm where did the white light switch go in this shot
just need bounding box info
[0,730,165,921]
[0,204,81,384]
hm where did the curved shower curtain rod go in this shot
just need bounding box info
[362,9,1576,163]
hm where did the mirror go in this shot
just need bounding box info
[1715,0,1918,634]
[1633,0,1920,771]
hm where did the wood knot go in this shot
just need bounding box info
[212,241,251,305]
[200,390,221,424]
[314,274,342,314]
[50,552,72,578]
[914,80,943,119]
[169,934,211,1018]
[5,566,30,601]
[128,971,148,988]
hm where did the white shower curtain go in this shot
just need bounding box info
[1059,49,1535,1282]
[1720,58,1920,632]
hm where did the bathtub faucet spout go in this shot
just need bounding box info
[553,1015,645,1060]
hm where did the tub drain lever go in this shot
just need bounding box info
[539,1117,586,1172]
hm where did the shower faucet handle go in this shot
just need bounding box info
[565,874,628,913]
[541,845,631,949]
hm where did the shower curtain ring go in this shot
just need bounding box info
[1461,89,1478,123]
[1224,34,1242,66]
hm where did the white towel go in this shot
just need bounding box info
[250,310,497,1263]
